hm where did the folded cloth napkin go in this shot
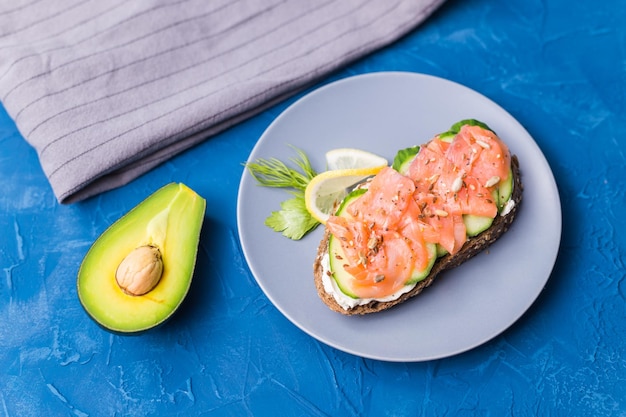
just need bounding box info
[0,0,444,203]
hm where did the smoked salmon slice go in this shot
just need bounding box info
[327,124,512,299]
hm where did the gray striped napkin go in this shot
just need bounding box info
[0,0,444,203]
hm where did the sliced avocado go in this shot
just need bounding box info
[77,183,206,333]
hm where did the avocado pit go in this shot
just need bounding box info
[115,245,164,296]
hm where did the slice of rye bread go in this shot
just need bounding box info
[313,155,523,315]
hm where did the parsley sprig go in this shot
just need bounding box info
[244,146,319,240]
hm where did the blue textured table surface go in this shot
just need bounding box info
[2,1,625,416]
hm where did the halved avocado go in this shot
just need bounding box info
[77,183,206,333]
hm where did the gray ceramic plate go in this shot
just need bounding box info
[237,72,561,362]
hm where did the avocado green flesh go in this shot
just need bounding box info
[77,183,206,333]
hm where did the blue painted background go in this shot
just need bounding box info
[1,0,625,415]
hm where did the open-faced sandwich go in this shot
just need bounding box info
[313,120,523,315]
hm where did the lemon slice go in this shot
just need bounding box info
[325,148,388,171]
[305,166,385,224]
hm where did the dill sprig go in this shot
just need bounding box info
[245,147,316,190]
[244,146,319,240]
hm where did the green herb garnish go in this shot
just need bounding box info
[245,147,316,190]
[438,119,494,141]
[264,193,320,240]
[392,145,420,174]
[244,146,319,240]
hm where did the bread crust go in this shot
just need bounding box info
[313,155,523,315]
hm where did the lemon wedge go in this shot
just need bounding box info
[325,148,388,171]
[305,166,385,224]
